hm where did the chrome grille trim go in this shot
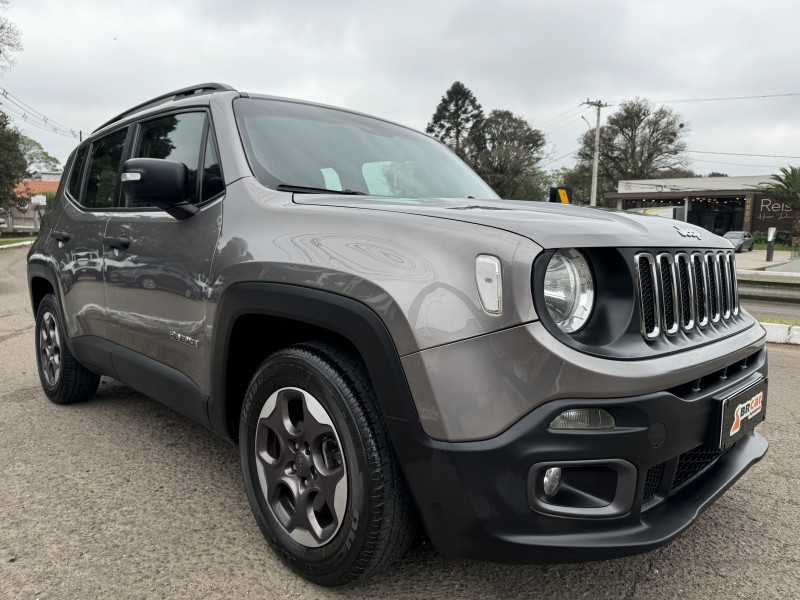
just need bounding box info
[634,253,661,340]
[675,252,696,331]
[636,249,739,341]
[656,253,679,335]
[691,252,710,327]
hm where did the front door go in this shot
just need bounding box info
[103,111,224,394]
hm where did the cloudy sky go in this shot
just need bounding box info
[3,0,800,179]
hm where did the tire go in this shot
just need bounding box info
[240,343,417,586]
[35,293,100,404]
[139,276,157,290]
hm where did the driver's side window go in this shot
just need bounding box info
[131,112,206,207]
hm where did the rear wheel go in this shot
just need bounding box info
[240,343,417,586]
[35,294,100,404]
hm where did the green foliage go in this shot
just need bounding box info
[0,0,22,73]
[707,171,729,177]
[426,82,484,160]
[574,98,690,200]
[468,110,546,199]
[0,112,27,214]
[41,188,57,210]
[18,135,60,175]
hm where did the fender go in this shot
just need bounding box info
[209,282,420,439]
[27,255,78,356]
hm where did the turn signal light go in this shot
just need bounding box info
[549,408,615,430]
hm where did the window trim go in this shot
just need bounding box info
[65,125,131,211]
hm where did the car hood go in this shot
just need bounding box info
[292,196,729,249]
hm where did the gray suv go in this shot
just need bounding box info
[27,83,768,586]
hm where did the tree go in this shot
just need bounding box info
[469,109,546,199]
[0,112,27,214]
[426,81,484,159]
[18,135,60,175]
[757,166,800,244]
[707,171,729,177]
[574,98,690,204]
[0,0,22,73]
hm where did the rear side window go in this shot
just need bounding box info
[133,112,206,206]
[66,146,88,199]
[83,129,128,209]
[200,132,224,202]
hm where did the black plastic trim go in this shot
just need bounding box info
[209,282,419,439]
[94,83,236,133]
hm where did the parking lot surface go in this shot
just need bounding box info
[1,246,798,599]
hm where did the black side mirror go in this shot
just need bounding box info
[121,158,198,220]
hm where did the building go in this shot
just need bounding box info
[605,175,793,236]
[1,173,62,235]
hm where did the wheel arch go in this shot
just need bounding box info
[210,282,420,441]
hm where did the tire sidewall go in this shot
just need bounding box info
[35,294,64,398]
[240,350,374,583]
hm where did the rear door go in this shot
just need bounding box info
[102,110,224,396]
[49,128,129,340]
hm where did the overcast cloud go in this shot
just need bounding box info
[3,0,800,178]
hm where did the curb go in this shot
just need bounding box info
[0,240,34,250]
[761,322,800,345]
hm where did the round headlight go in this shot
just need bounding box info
[543,249,595,333]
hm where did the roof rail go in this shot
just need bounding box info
[93,83,237,133]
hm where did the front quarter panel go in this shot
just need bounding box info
[206,178,541,357]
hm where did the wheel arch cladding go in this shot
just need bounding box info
[210,282,420,441]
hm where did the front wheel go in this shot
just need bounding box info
[240,343,417,586]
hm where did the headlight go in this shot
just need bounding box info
[543,249,594,333]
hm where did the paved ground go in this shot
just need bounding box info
[1,246,799,599]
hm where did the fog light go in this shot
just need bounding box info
[543,467,562,496]
[549,408,615,430]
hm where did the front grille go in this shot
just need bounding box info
[642,462,665,503]
[672,445,727,490]
[635,250,739,341]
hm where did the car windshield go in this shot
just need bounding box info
[724,232,744,239]
[234,97,498,200]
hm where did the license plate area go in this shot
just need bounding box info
[712,377,767,450]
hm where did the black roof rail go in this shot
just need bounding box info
[93,82,237,133]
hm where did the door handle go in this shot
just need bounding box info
[103,236,131,250]
[52,230,71,242]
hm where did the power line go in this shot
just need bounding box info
[540,149,578,167]
[690,158,781,169]
[656,92,800,104]
[688,150,800,159]
[542,109,592,136]
[0,87,81,139]
[536,104,584,129]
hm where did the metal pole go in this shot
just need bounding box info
[590,103,601,206]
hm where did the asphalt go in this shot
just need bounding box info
[1,245,799,599]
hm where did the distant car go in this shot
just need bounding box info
[724,230,754,252]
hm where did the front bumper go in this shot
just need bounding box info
[388,341,769,563]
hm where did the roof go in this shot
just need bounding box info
[14,179,59,197]
[617,175,773,194]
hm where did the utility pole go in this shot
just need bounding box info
[582,99,608,206]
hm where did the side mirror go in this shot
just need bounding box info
[121,158,198,220]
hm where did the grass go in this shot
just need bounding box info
[0,235,37,247]
[759,317,800,327]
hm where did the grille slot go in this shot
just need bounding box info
[675,253,695,330]
[672,445,726,490]
[642,462,665,503]
[636,249,738,340]
[635,253,660,340]
[657,253,679,335]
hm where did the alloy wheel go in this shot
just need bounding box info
[39,311,62,387]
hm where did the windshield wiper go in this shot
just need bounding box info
[277,184,366,195]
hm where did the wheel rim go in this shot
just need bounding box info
[141,277,156,290]
[39,311,62,387]
[255,387,348,547]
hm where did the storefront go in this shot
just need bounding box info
[604,175,794,235]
